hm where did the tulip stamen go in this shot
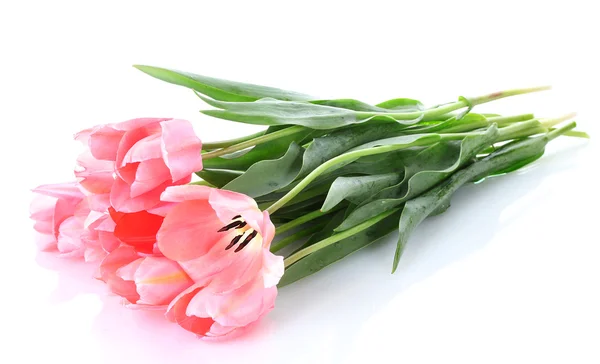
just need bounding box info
[235,230,258,252]
[225,234,244,250]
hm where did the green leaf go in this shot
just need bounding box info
[310,98,422,112]
[392,132,554,272]
[298,121,408,176]
[221,121,413,198]
[222,143,304,197]
[202,126,314,170]
[321,173,403,212]
[133,65,313,102]
[195,169,243,188]
[279,209,401,287]
[376,97,424,110]
[336,125,499,231]
[199,95,423,130]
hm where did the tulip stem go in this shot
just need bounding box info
[284,208,400,267]
[202,130,267,150]
[275,206,342,235]
[271,222,328,253]
[202,126,306,159]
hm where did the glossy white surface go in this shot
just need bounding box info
[1,1,599,363]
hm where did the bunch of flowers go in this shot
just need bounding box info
[31,65,587,339]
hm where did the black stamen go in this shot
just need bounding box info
[234,230,258,253]
[218,220,243,232]
[232,215,241,219]
[225,234,244,250]
[237,221,247,229]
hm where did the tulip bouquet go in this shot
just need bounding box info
[31,65,588,339]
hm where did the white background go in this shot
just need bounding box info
[1,1,599,363]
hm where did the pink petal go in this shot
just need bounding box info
[187,276,277,328]
[32,182,84,201]
[56,216,84,256]
[88,125,125,161]
[109,176,163,213]
[113,117,169,131]
[129,159,172,198]
[160,185,212,203]
[115,123,160,169]
[159,119,203,181]
[99,246,141,304]
[260,250,284,288]
[133,257,194,305]
[122,133,163,165]
[156,200,225,261]
[75,150,115,194]
[166,285,215,336]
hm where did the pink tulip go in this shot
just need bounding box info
[30,182,118,261]
[98,185,284,338]
[76,118,203,213]
[158,185,284,338]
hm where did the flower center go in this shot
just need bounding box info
[218,215,258,253]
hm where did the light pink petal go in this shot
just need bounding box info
[160,119,203,181]
[208,188,260,226]
[115,123,160,169]
[99,246,141,304]
[187,276,277,328]
[116,257,144,281]
[113,117,169,131]
[75,150,115,194]
[87,193,111,213]
[122,133,163,165]
[109,176,160,213]
[133,257,194,305]
[116,162,138,185]
[156,200,225,261]
[30,194,57,221]
[129,159,172,198]
[84,246,107,262]
[260,211,276,248]
[32,182,84,202]
[260,250,284,288]
[74,128,92,143]
[88,125,125,161]
[56,216,84,256]
[160,185,212,203]
[166,285,215,336]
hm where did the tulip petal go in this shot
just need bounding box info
[166,285,215,336]
[130,159,172,198]
[261,250,284,288]
[88,125,125,161]
[75,151,115,194]
[157,200,226,261]
[99,246,141,304]
[110,208,163,254]
[133,257,194,305]
[160,185,212,203]
[160,119,203,181]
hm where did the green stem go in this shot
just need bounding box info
[202,130,266,150]
[283,208,400,267]
[276,207,339,235]
[356,86,550,121]
[442,113,535,133]
[270,222,327,253]
[202,126,306,159]
[189,180,215,187]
